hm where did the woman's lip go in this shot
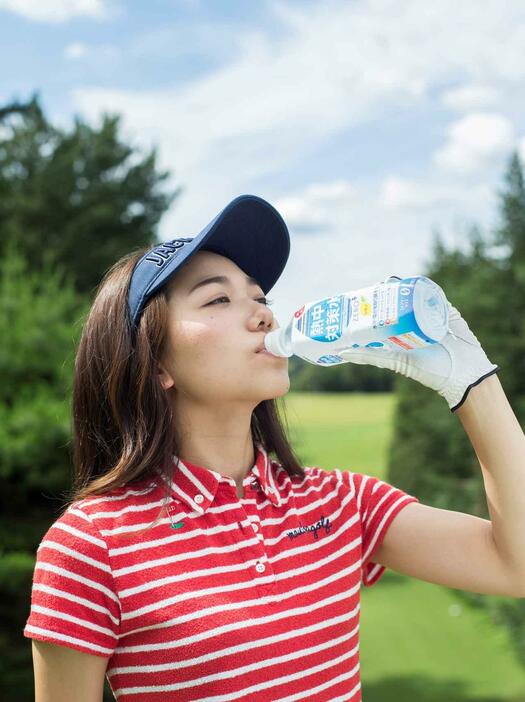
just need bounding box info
[257,349,280,358]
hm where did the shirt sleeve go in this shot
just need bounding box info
[345,471,420,588]
[23,504,120,658]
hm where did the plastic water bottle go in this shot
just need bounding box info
[263,275,449,366]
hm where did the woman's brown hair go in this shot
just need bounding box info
[65,246,305,509]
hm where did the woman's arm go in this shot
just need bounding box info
[32,640,109,702]
[455,372,525,585]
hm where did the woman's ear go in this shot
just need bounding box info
[157,362,174,391]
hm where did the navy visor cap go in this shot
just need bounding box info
[127,194,290,332]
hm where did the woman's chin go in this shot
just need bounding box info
[260,376,290,400]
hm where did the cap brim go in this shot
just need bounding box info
[135,194,290,317]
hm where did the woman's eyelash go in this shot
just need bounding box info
[207,296,274,307]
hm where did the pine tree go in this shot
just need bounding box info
[386,151,525,666]
[0,96,177,699]
[0,94,180,296]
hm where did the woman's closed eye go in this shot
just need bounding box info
[206,296,273,307]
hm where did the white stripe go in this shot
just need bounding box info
[100,471,342,536]
[121,561,361,638]
[158,457,218,511]
[31,604,117,638]
[282,471,340,501]
[356,473,367,514]
[32,583,120,627]
[267,460,280,502]
[118,551,245,599]
[24,624,114,656]
[100,514,177,536]
[114,636,360,698]
[362,494,415,564]
[35,561,120,605]
[234,665,361,702]
[111,488,343,566]
[114,531,259,579]
[109,611,359,675]
[372,479,383,494]
[109,525,196,557]
[109,515,211,557]
[177,458,217,500]
[69,507,91,522]
[334,468,357,502]
[365,484,399,530]
[40,540,111,574]
[361,475,373,522]
[76,484,157,508]
[115,497,361,599]
[111,484,352,577]
[117,595,360,660]
[88,498,166,519]
[53,522,107,549]
[121,527,361,620]
[117,583,358,653]
[365,562,384,584]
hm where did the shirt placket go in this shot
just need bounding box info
[236,478,277,596]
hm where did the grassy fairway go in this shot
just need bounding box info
[282,391,525,702]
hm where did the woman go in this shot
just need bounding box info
[24,194,522,702]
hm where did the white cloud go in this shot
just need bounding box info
[0,0,112,23]
[70,0,525,217]
[380,177,458,210]
[433,113,515,175]
[441,83,500,112]
[264,176,498,325]
[64,42,88,59]
[64,41,119,61]
[273,180,355,233]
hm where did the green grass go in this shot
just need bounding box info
[282,391,525,702]
[282,391,398,476]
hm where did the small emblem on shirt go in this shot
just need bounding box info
[286,515,331,541]
[170,521,185,530]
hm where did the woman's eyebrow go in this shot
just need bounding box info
[188,274,260,295]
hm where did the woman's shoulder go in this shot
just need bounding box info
[50,476,163,533]
[280,461,358,494]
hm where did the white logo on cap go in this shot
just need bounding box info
[145,238,194,267]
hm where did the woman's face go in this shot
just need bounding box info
[157,250,290,407]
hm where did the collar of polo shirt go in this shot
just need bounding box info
[157,442,281,511]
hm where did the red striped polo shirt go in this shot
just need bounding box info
[24,441,419,701]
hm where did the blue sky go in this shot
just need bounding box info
[1,0,525,324]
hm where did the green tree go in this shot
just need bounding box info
[387,152,525,666]
[0,94,179,296]
[0,239,88,698]
[289,353,394,392]
[0,95,178,700]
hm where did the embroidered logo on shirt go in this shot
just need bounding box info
[170,521,185,530]
[286,515,331,541]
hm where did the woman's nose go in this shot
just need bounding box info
[259,309,274,329]
[253,301,274,329]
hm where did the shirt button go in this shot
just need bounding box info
[255,563,266,573]
[194,494,204,504]
[251,523,259,532]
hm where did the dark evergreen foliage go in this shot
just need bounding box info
[0,96,177,700]
[388,152,525,666]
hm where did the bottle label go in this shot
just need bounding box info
[296,295,350,343]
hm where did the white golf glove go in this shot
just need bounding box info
[339,276,500,412]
